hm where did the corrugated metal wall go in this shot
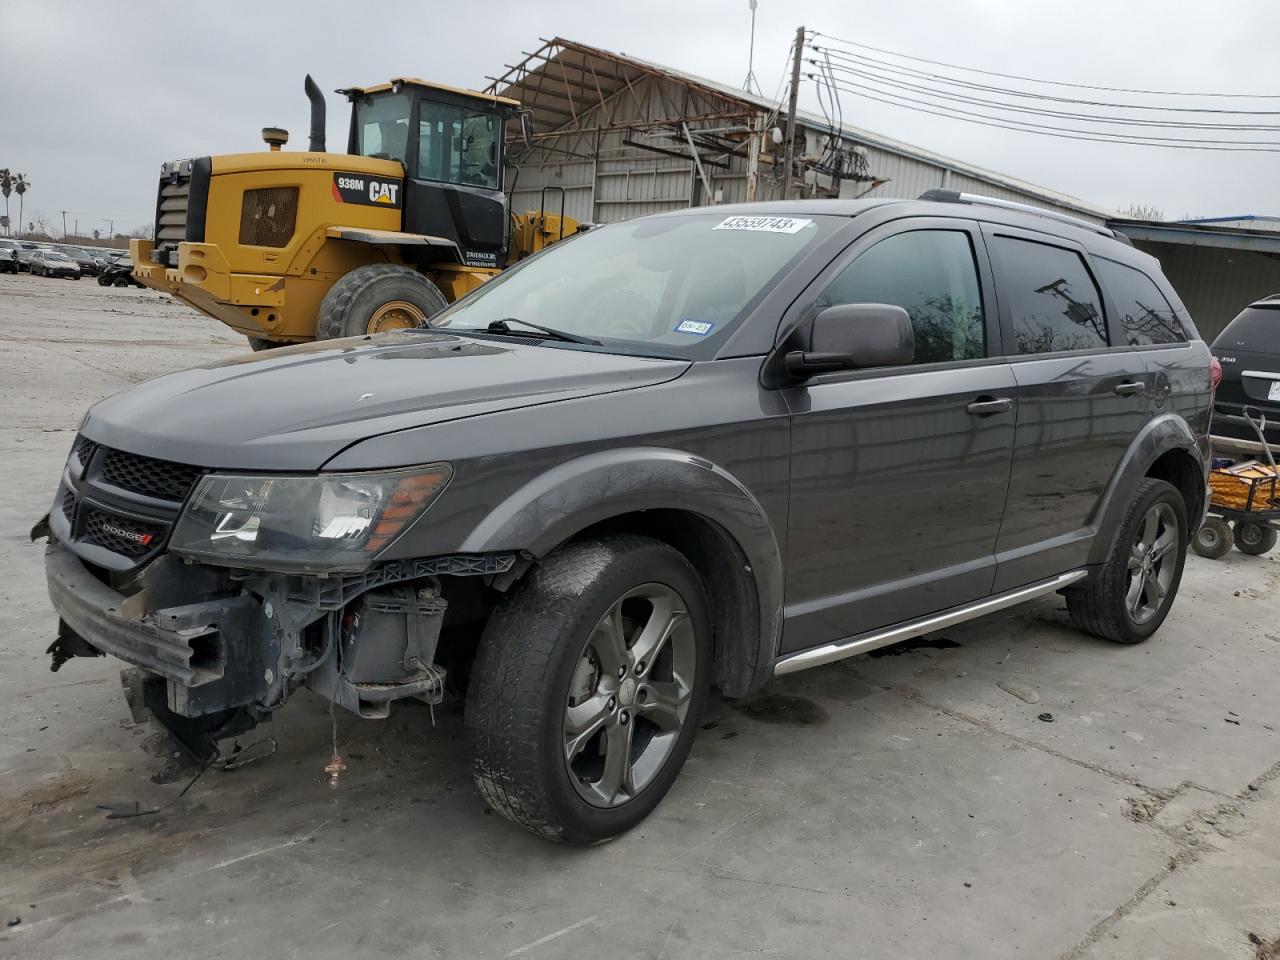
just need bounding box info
[514,73,1108,226]
[1134,240,1280,342]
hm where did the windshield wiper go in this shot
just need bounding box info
[486,317,602,346]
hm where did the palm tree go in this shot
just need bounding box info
[0,170,11,236]
[13,174,29,238]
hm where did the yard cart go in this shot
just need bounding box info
[1194,409,1279,559]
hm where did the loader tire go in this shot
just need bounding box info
[315,264,449,341]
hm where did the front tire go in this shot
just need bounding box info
[315,264,449,341]
[466,536,710,844]
[1067,478,1187,644]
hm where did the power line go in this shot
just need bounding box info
[816,77,1280,152]
[812,45,1280,117]
[811,31,1280,99]
[815,60,1280,132]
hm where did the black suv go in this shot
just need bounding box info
[37,194,1212,843]
[1211,295,1280,453]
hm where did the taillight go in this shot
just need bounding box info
[1210,356,1223,391]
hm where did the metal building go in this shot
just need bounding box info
[485,38,1275,343]
[485,38,1111,228]
[1108,217,1280,342]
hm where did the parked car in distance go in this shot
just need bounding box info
[0,247,17,273]
[38,194,1212,844]
[29,249,81,279]
[14,241,43,272]
[1211,295,1280,454]
[58,246,100,277]
[98,255,143,287]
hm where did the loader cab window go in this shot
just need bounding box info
[354,92,411,165]
[416,100,500,190]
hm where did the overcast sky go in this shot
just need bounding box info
[2,0,1276,236]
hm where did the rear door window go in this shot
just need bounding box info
[990,236,1107,354]
[1096,259,1187,346]
[815,229,987,364]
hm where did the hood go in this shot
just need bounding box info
[82,331,689,470]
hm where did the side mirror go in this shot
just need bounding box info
[519,111,534,148]
[784,303,914,378]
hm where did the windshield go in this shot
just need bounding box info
[354,92,411,164]
[433,213,833,358]
[417,100,500,189]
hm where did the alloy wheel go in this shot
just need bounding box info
[563,583,696,808]
[1126,502,1179,624]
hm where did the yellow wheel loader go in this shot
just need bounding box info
[131,76,580,349]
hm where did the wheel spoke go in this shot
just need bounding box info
[1151,528,1178,561]
[629,595,687,673]
[1140,509,1161,550]
[1125,571,1145,617]
[598,720,635,802]
[590,604,629,676]
[638,679,690,731]
[1143,572,1166,609]
[564,694,611,761]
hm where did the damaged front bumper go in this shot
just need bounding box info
[44,538,522,758]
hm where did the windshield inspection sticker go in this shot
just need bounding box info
[713,215,812,234]
[675,319,715,336]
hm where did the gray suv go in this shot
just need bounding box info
[37,193,1212,843]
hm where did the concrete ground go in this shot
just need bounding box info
[1,272,1278,960]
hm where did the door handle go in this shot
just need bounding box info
[965,397,1013,416]
[1114,381,1145,397]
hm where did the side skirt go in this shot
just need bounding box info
[772,570,1087,677]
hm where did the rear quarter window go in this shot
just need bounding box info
[1214,306,1280,354]
[1095,258,1187,346]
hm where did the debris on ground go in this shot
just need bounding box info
[1248,931,1280,960]
[1038,712,1055,722]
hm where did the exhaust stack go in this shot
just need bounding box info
[304,74,326,152]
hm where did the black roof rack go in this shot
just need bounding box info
[918,189,1127,243]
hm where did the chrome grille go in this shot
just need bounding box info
[99,448,202,503]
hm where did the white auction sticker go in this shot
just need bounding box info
[713,215,812,234]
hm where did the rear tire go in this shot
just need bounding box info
[1233,521,1277,556]
[466,536,710,844]
[1067,478,1187,644]
[315,263,448,341]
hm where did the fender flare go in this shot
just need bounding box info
[1087,413,1207,565]
[324,226,463,264]
[458,447,784,695]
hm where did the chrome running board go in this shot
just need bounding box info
[772,570,1088,677]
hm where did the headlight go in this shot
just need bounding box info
[170,464,451,572]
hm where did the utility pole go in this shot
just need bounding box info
[61,210,67,239]
[742,0,760,95]
[782,25,804,200]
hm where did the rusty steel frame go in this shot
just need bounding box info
[486,37,764,153]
